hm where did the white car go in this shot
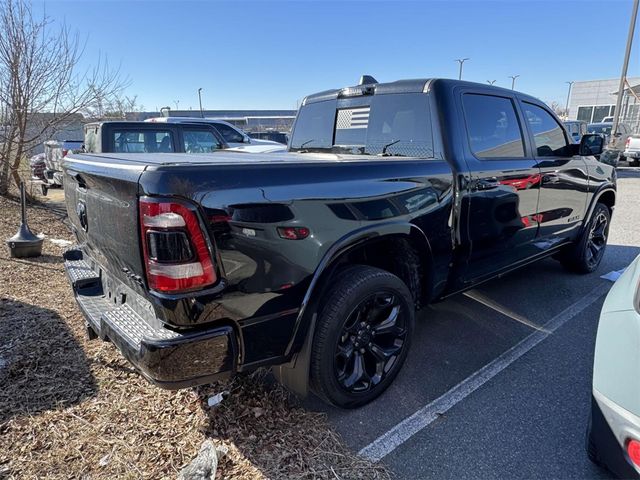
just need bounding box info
[145,117,285,152]
[624,135,640,167]
[588,253,640,478]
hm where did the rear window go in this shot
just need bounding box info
[291,93,434,158]
[113,130,174,153]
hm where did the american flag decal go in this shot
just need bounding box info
[336,107,370,130]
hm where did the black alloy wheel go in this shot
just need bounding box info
[585,210,608,269]
[560,202,611,274]
[334,291,407,393]
[310,265,415,408]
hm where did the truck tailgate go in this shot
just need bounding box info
[63,155,147,291]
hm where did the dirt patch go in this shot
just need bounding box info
[0,196,390,479]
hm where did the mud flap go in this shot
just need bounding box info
[272,313,317,398]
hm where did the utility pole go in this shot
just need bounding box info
[509,75,520,90]
[565,81,574,120]
[198,88,204,118]
[487,80,496,85]
[611,0,639,146]
[455,58,470,80]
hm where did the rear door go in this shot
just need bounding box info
[458,90,542,282]
[520,100,588,245]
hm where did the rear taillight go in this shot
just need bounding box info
[139,197,216,293]
[626,137,632,148]
[628,439,640,467]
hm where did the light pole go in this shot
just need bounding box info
[174,100,180,110]
[487,80,496,85]
[197,88,204,118]
[455,58,470,80]
[611,0,639,146]
[564,82,574,120]
[509,75,520,90]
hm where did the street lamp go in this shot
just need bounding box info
[509,75,520,90]
[455,58,470,80]
[197,88,204,118]
[565,82,574,120]
[611,0,639,146]
[487,80,496,85]
[174,100,180,110]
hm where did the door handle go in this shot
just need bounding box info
[474,178,500,191]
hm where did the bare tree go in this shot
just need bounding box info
[0,0,127,196]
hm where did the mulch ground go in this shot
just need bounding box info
[0,195,390,479]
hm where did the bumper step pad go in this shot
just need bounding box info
[104,304,180,347]
[65,259,100,290]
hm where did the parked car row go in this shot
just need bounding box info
[31,119,286,195]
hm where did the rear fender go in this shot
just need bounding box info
[272,221,432,396]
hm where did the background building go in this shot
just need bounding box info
[568,77,640,132]
[126,109,297,133]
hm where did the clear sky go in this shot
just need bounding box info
[39,0,640,111]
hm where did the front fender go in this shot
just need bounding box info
[584,184,616,231]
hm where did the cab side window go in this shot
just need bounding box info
[523,103,570,157]
[183,129,223,153]
[214,123,245,143]
[462,94,525,159]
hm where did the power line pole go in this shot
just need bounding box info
[455,58,470,80]
[487,80,496,85]
[565,81,574,120]
[509,75,520,90]
[612,0,639,145]
[198,88,204,118]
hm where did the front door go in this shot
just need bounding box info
[458,92,542,283]
[520,101,589,247]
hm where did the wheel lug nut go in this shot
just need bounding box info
[360,348,365,353]
[368,342,372,347]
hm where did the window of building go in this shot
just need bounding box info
[462,94,525,158]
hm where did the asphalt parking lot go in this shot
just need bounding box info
[307,166,640,479]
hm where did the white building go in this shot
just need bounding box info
[568,77,640,132]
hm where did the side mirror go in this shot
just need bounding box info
[579,134,604,156]
[244,135,251,144]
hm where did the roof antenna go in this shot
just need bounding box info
[359,75,378,85]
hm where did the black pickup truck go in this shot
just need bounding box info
[62,78,614,408]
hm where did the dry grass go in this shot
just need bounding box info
[0,196,390,479]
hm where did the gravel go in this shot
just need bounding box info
[0,196,390,479]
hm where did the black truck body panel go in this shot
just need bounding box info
[62,78,616,389]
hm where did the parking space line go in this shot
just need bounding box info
[358,284,607,462]
[463,289,550,333]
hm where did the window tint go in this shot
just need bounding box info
[364,93,433,157]
[214,123,245,143]
[290,93,433,157]
[183,129,222,153]
[462,94,525,158]
[290,100,336,149]
[523,103,569,157]
[113,130,174,153]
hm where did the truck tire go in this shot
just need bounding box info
[560,203,610,274]
[310,265,414,408]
